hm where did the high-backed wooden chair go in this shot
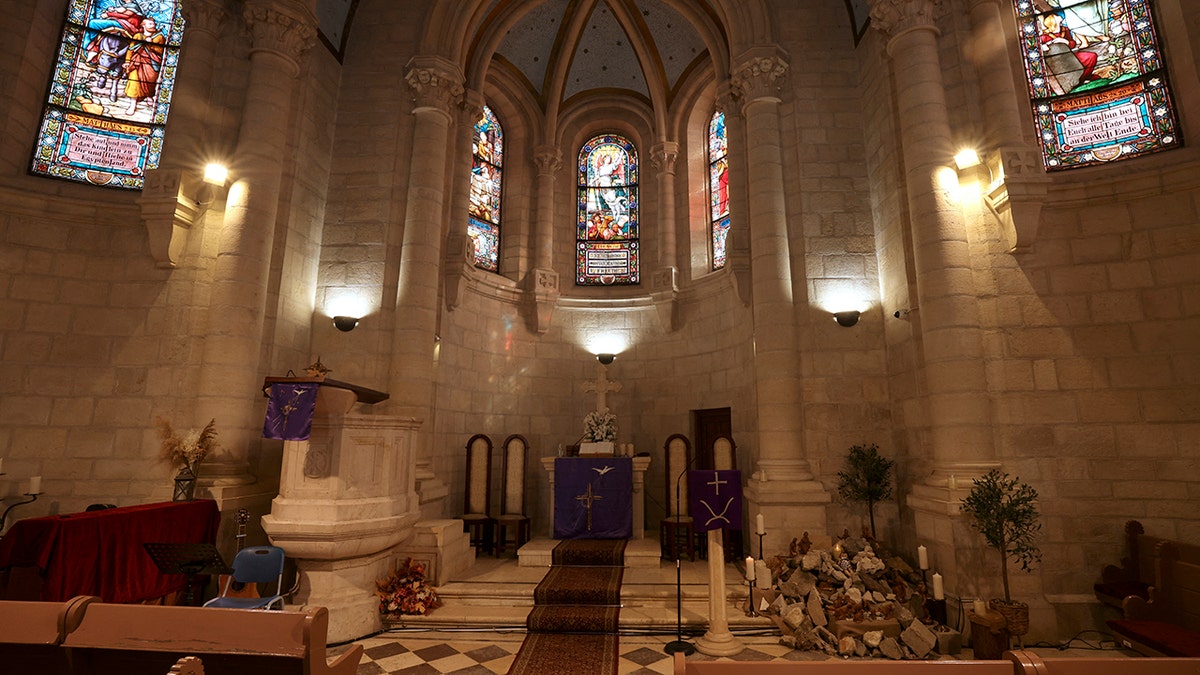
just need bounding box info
[660,433,695,561]
[712,434,743,560]
[494,434,531,556]
[462,434,495,556]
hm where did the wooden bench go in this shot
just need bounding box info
[1006,648,1200,674]
[1093,520,1163,609]
[62,602,362,675]
[0,594,96,673]
[1107,539,1200,657]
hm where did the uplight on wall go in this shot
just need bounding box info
[203,162,229,186]
[332,316,359,332]
[833,310,861,328]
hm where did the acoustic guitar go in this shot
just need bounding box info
[217,509,259,599]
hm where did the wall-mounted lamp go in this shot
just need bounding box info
[203,162,229,186]
[954,149,982,171]
[596,353,616,365]
[333,316,359,332]
[833,310,861,328]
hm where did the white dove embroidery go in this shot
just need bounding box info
[592,465,614,476]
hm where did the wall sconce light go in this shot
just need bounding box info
[954,149,981,171]
[596,353,616,365]
[333,316,359,332]
[203,162,229,186]
[833,311,861,327]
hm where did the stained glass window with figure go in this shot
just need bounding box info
[468,105,503,272]
[709,111,730,270]
[577,134,639,286]
[1013,0,1180,170]
[31,0,185,189]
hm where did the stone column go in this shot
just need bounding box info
[694,529,745,656]
[139,0,227,268]
[444,91,483,312]
[194,0,316,474]
[965,0,1047,249]
[732,48,829,555]
[870,0,999,594]
[530,143,562,333]
[649,141,680,330]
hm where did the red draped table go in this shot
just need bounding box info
[0,500,220,603]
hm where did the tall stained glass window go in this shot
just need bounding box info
[468,105,503,272]
[708,111,730,270]
[1013,0,1180,170]
[577,134,639,286]
[32,0,185,189]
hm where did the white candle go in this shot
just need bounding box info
[973,599,987,615]
[745,556,755,582]
[0,457,4,474]
[29,475,42,494]
[755,513,765,535]
[932,573,944,600]
[948,475,957,490]
[918,545,929,570]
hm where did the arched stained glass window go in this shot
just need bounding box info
[32,0,185,189]
[577,134,639,285]
[1013,0,1180,170]
[708,111,730,270]
[468,105,503,272]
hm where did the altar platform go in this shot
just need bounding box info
[516,535,660,568]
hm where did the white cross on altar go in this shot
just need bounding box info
[583,362,622,413]
[707,471,727,495]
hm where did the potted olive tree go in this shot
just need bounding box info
[836,443,894,539]
[960,469,1041,636]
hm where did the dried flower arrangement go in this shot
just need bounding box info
[157,417,219,471]
[377,558,441,617]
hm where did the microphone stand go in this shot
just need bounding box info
[664,456,696,656]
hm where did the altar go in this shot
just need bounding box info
[540,455,650,539]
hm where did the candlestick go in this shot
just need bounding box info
[757,532,764,561]
[746,579,758,617]
[28,475,42,495]
[917,545,928,570]
[755,513,765,535]
[932,572,944,600]
[745,556,755,582]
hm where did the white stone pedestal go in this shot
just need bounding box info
[694,529,745,656]
[540,455,650,539]
[263,413,422,643]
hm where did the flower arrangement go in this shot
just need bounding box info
[377,558,441,617]
[157,417,219,472]
[582,410,618,442]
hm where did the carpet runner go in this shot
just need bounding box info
[507,539,625,675]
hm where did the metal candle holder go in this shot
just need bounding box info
[1,493,40,532]
[746,579,758,617]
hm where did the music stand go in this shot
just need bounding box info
[143,542,230,606]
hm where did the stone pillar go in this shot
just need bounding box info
[870,0,999,595]
[194,0,316,476]
[694,529,745,656]
[530,144,562,333]
[965,0,1047,249]
[731,48,829,555]
[139,0,227,268]
[444,91,483,312]
[650,141,679,330]
[388,56,462,413]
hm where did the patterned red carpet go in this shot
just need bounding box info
[507,539,625,675]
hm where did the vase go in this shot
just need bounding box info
[173,463,197,502]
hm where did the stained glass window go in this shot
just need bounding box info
[577,134,639,286]
[32,0,185,189]
[1013,0,1180,170]
[708,111,730,270]
[468,105,503,272]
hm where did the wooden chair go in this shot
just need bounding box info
[462,434,495,556]
[712,434,743,560]
[494,434,531,556]
[660,434,695,561]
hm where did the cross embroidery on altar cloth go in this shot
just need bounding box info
[574,483,603,531]
[688,469,743,533]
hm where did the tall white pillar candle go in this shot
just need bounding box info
[918,545,928,570]
[0,457,4,474]
[973,599,987,615]
[745,556,755,581]
[29,475,42,494]
[932,573,944,600]
[755,513,765,535]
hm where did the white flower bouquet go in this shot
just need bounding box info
[582,410,617,442]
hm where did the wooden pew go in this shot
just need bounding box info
[62,602,362,675]
[1093,520,1163,609]
[1006,648,1200,674]
[672,651,1023,674]
[1107,539,1200,657]
[0,594,97,674]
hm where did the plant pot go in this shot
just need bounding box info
[989,598,1029,637]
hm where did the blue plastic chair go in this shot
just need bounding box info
[203,545,286,610]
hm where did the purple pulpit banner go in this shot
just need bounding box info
[554,457,633,539]
[262,382,319,441]
[688,469,743,533]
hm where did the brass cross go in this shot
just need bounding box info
[575,483,604,531]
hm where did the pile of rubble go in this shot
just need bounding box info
[754,532,954,659]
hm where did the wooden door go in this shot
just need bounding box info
[691,407,731,470]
